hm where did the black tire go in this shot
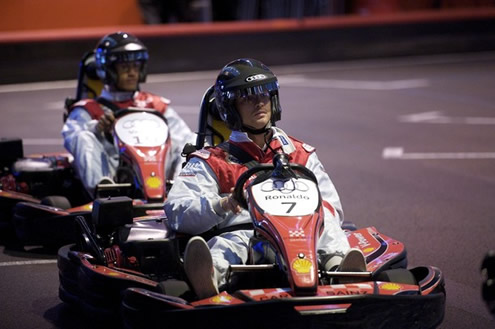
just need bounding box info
[12,202,77,247]
[41,195,72,210]
[157,279,191,298]
[375,268,417,285]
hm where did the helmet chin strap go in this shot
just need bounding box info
[241,122,272,135]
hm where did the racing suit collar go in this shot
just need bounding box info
[101,87,136,102]
[229,128,296,156]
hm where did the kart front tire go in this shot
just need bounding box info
[375,268,417,285]
[157,279,191,298]
[41,195,71,210]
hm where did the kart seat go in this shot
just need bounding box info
[63,50,104,121]
[193,85,231,150]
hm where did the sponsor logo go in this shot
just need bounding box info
[354,232,371,248]
[211,295,233,303]
[261,179,310,193]
[363,247,375,253]
[279,135,289,146]
[381,283,401,291]
[245,74,267,82]
[146,177,162,189]
[265,194,309,200]
[292,258,312,274]
[289,229,305,238]
[323,289,370,296]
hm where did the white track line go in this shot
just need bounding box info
[383,147,495,160]
[22,138,63,145]
[0,259,57,267]
[399,111,495,125]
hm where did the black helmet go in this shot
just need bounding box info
[214,58,281,131]
[94,31,149,87]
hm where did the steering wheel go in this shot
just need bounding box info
[75,216,107,265]
[233,153,319,210]
[114,107,167,121]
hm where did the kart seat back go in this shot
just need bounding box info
[64,50,104,121]
[195,85,231,149]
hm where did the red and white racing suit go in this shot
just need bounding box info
[62,89,196,194]
[164,127,350,287]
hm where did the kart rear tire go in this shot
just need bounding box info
[375,268,417,285]
[41,195,71,210]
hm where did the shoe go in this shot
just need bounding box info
[183,236,219,299]
[337,248,367,283]
[98,176,115,185]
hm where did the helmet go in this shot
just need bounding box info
[214,58,281,131]
[94,32,149,87]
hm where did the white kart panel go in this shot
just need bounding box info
[250,177,319,216]
[115,112,168,147]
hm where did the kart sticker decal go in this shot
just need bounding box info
[115,112,168,147]
[289,229,305,238]
[381,283,401,291]
[146,176,162,189]
[179,161,199,177]
[251,177,319,216]
[245,74,266,82]
[362,230,389,264]
[202,292,243,305]
[239,288,292,301]
[292,258,312,274]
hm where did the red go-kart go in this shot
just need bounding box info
[57,151,445,329]
[0,51,173,249]
[0,106,172,249]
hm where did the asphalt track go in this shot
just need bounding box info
[0,52,494,328]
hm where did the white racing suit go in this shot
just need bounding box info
[62,89,196,195]
[164,127,350,288]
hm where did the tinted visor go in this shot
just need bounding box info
[224,81,279,100]
[108,50,149,64]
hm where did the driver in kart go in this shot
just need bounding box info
[62,31,196,195]
[164,58,367,299]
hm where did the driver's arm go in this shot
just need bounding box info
[62,107,114,154]
[62,107,99,154]
[164,157,231,235]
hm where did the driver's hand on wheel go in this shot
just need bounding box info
[220,188,241,214]
[96,112,115,134]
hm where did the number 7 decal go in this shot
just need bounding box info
[281,202,296,213]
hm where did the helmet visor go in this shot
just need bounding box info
[223,81,279,101]
[108,50,149,64]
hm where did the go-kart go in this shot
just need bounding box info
[57,151,445,329]
[0,106,173,248]
[0,51,173,248]
[482,250,495,317]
